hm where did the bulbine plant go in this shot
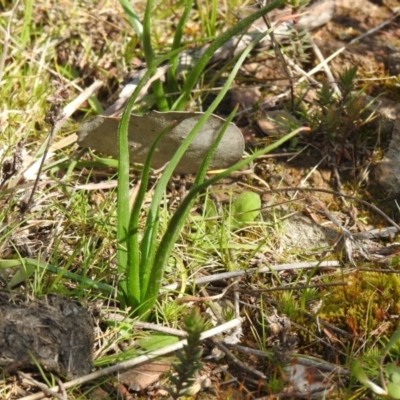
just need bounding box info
[115,0,308,319]
[0,0,307,314]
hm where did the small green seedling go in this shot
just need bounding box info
[352,327,400,398]
[386,363,400,399]
[231,191,261,229]
[166,308,206,399]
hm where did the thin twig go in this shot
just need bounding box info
[104,316,188,338]
[211,338,267,380]
[223,344,350,375]
[176,279,238,303]
[63,80,103,119]
[18,372,66,400]
[21,111,65,214]
[162,260,341,292]
[308,34,341,96]
[54,376,67,400]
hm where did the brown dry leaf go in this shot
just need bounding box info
[119,361,171,391]
[285,359,337,396]
[77,111,244,175]
[345,315,359,336]
[323,327,342,345]
[370,322,390,336]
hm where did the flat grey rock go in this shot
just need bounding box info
[77,111,245,174]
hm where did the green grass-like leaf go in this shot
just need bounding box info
[166,0,193,104]
[126,122,178,312]
[116,50,183,277]
[142,0,168,111]
[118,0,143,40]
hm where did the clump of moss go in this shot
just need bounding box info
[319,271,400,336]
